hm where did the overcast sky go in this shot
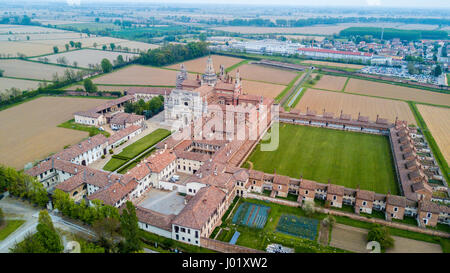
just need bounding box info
[59,0,450,8]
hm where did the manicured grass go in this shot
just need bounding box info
[58,119,110,137]
[103,157,128,172]
[103,129,170,172]
[119,128,170,158]
[245,123,398,194]
[0,220,25,241]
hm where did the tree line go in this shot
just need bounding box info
[137,41,209,66]
[124,96,164,119]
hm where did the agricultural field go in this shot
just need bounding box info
[344,78,450,107]
[302,60,365,69]
[230,64,298,85]
[276,35,326,42]
[245,123,399,194]
[0,78,42,93]
[416,105,450,163]
[213,25,350,35]
[0,41,58,57]
[0,59,81,81]
[241,80,287,99]
[313,75,348,91]
[92,64,196,86]
[0,24,69,34]
[166,54,244,73]
[296,89,416,124]
[0,96,107,169]
[114,40,160,52]
[65,84,130,92]
[31,49,139,68]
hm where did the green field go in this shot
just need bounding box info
[0,220,25,241]
[245,123,398,194]
[103,128,170,171]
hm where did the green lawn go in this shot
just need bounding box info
[58,119,110,137]
[103,129,170,172]
[119,128,170,158]
[245,123,398,194]
[0,220,25,241]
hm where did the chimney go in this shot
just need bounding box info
[74,168,78,173]
[51,158,54,169]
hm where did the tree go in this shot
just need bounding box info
[83,78,98,93]
[65,44,69,51]
[119,201,142,253]
[10,233,46,253]
[53,46,59,54]
[69,41,75,48]
[92,217,121,253]
[0,69,4,77]
[367,225,394,251]
[199,33,207,42]
[322,215,335,228]
[35,210,63,253]
[303,200,315,217]
[110,43,116,51]
[116,55,124,65]
[102,45,107,50]
[433,65,442,77]
[101,58,113,73]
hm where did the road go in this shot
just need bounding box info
[0,196,95,253]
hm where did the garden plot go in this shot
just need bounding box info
[31,49,139,68]
[232,202,270,229]
[302,60,365,69]
[0,59,81,81]
[230,63,298,85]
[166,54,244,73]
[276,214,318,241]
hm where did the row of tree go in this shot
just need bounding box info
[124,96,164,118]
[0,165,49,207]
[137,41,209,66]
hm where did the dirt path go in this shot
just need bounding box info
[318,223,329,246]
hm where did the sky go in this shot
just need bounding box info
[61,0,450,8]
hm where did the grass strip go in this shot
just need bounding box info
[58,119,110,137]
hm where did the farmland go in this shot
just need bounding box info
[416,105,450,164]
[245,123,398,194]
[0,78,42,93]
[241,80,286,99]
[0,96,108,169]
[230,63,299,85]
[302,60,365,69]
[213,25,350,35]
[344,78,450,107]
[166,55,244,73]
[92,64,196,86]
[31,49,139,68]
[313,75,348,91]
[296,89,416,124]
[0,59,81,81]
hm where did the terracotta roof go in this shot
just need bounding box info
[174,150,209,162]
[145,149,177,173]
[126,161,151,181]
[53,134,108,161]
[87,178,138,206]
[126,86,171,96]
[136,206,175,231]
[356,189,375,201]
[25,159,84,177]
[248,169,264,180]
[411,181,432,193]
[297,47,373,57]
[74,111,102,118]
[386,194,406,207]
[172,186,226,230]
[108,125,141,144]
[110,112,144,126]
[327,184,344,196]
[300,179,317,191]
[273,174,290,185]
[418,200,440,213]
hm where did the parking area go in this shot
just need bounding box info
[137,189,186,216]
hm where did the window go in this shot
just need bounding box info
[195,231,199,238]
[333,196,336,200]
[394,207,398,212]
[305,190,309,195]
[427,213,432,218]
[362,201,367,206]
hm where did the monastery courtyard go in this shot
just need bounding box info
[244,123,398,194]
[137,189,186,216]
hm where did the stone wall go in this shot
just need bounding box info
[200,237,265,253]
